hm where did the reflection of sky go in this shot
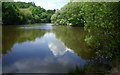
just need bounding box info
[49,39,74,56]
[3,56,85,73]
[0,59,2,74]
[19,23,53,30]
[2,32,86,73]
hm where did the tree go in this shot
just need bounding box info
[2,2,55,25]
[2,2,23,25]
[51,2,85,26]
[51,2,120,61]
[20,9,34,24]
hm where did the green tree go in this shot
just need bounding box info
[51,2,120,62]
[2,2,55,25]
[2,2,23,25]
[83,2,120,59]
[51,2,85,26]
[20,9,34,24]
[14,2,36,8]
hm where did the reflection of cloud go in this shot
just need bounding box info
[48,39,74,56]
[0,26,2,75]
[0,60,2,75]
[44,33,55,37]
[3,56,81,73]
[30,38,45,44]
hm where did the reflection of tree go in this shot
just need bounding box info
[2,26,46,54]
[52,26,95,59]
[0,2,2,57]
[52,26,115,73]
[0,26,2,59]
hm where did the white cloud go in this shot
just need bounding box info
[14,0,70,10]
[58,0,70,2]
[59,4,66,9]
[35,2,57,10]
[14,0,32,1]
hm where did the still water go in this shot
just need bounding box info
[2,23,94,73]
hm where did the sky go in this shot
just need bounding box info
[14,0,70,10]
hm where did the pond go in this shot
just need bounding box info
[2,23,95,73]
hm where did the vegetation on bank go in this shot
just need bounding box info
[2,2,55,25]
[51,2,120,73]
[51,2,85,26]
[0,2,2,25]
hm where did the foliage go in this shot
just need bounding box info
[51,2,120,72]
[0,2,2,24]
[28,6,55,23]
[2,2,23,25]
[82,2,120,59]
[2,2,55,25]
[52,1,120,60]
[68,64,110,74]
[14,2,36,8]
[51,2,85,26]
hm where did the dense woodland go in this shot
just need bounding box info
[0,2,1,24]
[51,2,120,67]
[2,2,55,25]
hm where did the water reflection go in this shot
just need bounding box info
[3,56,86,73]
[2,25,47,54]
[2,32,86,73]
[0,59,1,74]
[48,39,74,56]
[52,26,95,59]
[18,23,53,30]
[2,23,93,73]
[0,25,2,75]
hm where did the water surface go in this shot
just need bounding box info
[2,23,94,73]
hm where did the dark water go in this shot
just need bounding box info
[2,23,95,73]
